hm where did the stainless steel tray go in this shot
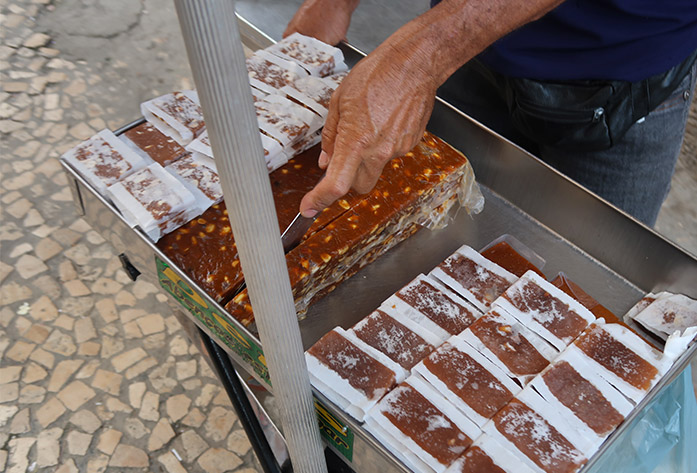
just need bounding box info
[60,14,697,473]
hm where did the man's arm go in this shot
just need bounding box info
[297,0,564,217]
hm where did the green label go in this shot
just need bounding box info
[315,399,354,462]
[157,257,354,461]
[156,256,270,386]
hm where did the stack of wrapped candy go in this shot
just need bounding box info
[307,238,693,473]
[62,33,348,242]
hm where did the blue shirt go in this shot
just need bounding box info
[444,0,697,82]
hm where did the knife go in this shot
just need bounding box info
[281,211,319,253]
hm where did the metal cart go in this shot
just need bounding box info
[61,11,697,473]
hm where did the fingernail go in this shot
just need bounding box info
[301,209,318,218]
[318,151,329,168]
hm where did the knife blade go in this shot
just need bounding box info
[281,211,318,253]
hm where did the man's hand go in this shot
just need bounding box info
[299,43,438,217]
[283,0,359,45]
[294,0,563,217]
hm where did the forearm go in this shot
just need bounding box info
[382,0,564,87]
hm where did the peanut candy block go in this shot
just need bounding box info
[247,49,308,95]
[225,132,480,326]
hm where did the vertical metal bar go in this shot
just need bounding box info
[172,2,327,473]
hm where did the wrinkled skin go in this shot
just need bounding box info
[286,0,563,217]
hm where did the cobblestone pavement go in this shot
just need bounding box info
[1,1,696,473]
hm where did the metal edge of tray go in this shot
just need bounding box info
[59,145,273,391]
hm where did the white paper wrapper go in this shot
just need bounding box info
[267,32,347,77]
[492,270,595,351]
[458,309,558,385]
[664,326,697,360]
[280,74,339,118]
[306,327,407,421]
[444,435,544,473]
[413,335,521,427]
[516,387,596,458]
[631,293,697,340]
[165,153,222,214]
[255,94,322,147]
[563,322,671,404]
[482,398,587,473]
[186,130,212,158]
[430,244,518,313]
[381,294,452,344]
[106,163,196,241]
[364,375,481,473]
[247,49,309,95]
[62,129,148,196]
[530,349,633,453]
[141,90,204,146]
[377,305,445,349]
[622,292,670,324]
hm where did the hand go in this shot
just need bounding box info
[283,0,359,45]
[299,41,438,217]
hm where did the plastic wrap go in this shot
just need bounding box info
[582,364,696,473]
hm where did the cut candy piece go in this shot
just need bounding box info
[480,238,545,278]
[247,49,309,95]
[380,273,480,343]
[255,94,322,147]
[165,153,223,214]
[364,376,480,473]
[516,387,596,458]
[484,397,587,473]
[350,309,437,370]
[631,293,697,340]
[267,32,347,77]
[121,121,187,166]
[459,309,557,385]
[430,244,518,313]
[550,272,622,325]
[62,129,148,196]
[493,270,595,351]
[306,327,407,421]
[622,292,670,324]
[106,163,196,241]
[141,90,204,146]
[568,322,671,403]
[414,336,521,427]
[530,354,632,452]
[445,435,542,473]
[280,74,339,118]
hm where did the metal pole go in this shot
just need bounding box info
[172,2,328,473]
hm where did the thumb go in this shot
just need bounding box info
[300,143,360,217]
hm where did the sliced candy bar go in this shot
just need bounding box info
[255,94,322,148]
[165,153,222,214]
[567,322,671,403]
[121,121,187,166]
[62,129,148,195]
[247,49,308,95]
[530,354,633,452]
[267,32,347,77]
[306,327,408,421]
[141,90,205,146]
[364,375,480,473]
[414,336,521,427]
[493,270,595,351]
[280,74,339,118]
[459,310,557,385]
[381,273,481,343]
[430,245,518,313]
[350,309,439,371]
[445,435,543,473]
[106,163,197,241]
[483,397,587,473]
